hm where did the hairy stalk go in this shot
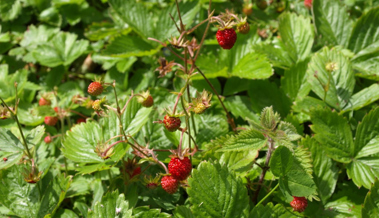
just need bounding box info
[180,95,191,153]
[255,183,279,207]
[194,66,237,133]
[252,137,275,203]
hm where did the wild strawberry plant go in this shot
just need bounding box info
[1,0,379,217]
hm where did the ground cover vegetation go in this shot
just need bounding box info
[1,0,379,217]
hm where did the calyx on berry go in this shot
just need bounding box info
[190,90,212,114]
[237,18,250,34]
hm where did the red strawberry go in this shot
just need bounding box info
[161,175,179,194]
[76,118,86,124]
[163,115,181,132]
[44,116,58,126]
[88,82,104,96]
[44,136,52,144]
[168,157,192,181]
[131,166,141,178]
[290,196,308,212]
[39,97,51,106]
[3,157,7,162]
[304,0,312,9]
[216,28,237,50]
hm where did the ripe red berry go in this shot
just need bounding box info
[304,0,312,9]
[161,175,179,194]
[76,118,86,124]
[39,97,51,106]
[168,157,192,181]
[44,136,52,144]
[131,166,141,178]
[216,28,237,50]
[163,115,181,132]
[88,82,104,96]
[44,116,58,126]
[290,196,308,212]
[3,157,7,162]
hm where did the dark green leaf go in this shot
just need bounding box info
[362,180,379,217]
[270,146,293,177]
[187,161,250,218]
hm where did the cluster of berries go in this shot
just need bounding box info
[161,156,192,194]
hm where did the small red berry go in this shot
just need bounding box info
[39,97,51,106]
[88,82,104,96]
[304,0,312,9]
[44,136,52,144]
[161,175,179,194]
[3,157,7,162]
[290,196,308,212]
[147,182,158,189]
[44,116,58,126]
[168,157,192,181]
[163,115,181,132]
[76,118,86,124]
[216,28,237,50]
[131,166,141,178]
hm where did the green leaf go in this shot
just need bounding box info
[55,209,80,218]
[0,128,24,169]
[187,161,250,218]
[278,13,314,63]
[33,32,89,67]
[173,206,194,218]
[342,84,379,112]
[313,0,353,47]
[253,38,293,68]
[0,165,72,218]
[224,96,259,122]
[310,107,354,163]
[132,207,171,218]
[108,0,152,38]
[219,150,259,176]
[88,190,132,218]
[102,34,159,58]
[154,1,201,41]
[217,129,267,152]
[302,137,338,204]
[84,22,123,41]
[348,7,379,54]
[250,203,294,218]
[231,53,273,79]
[248,80,292,117]
[0,0,22,21]
[270,146,293,177]
[260,106,280,130]
[307,47,355,110]
[281,58,311,101]
[362,180,379,217]
[347,107,379,189]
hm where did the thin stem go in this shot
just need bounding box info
[194,65,237,133]
[252,137,275,203]
[102,140,125,158]
[255,183,279,207]
[0,97,33,158]
[172,93,182,114]
[175,0,184,31]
